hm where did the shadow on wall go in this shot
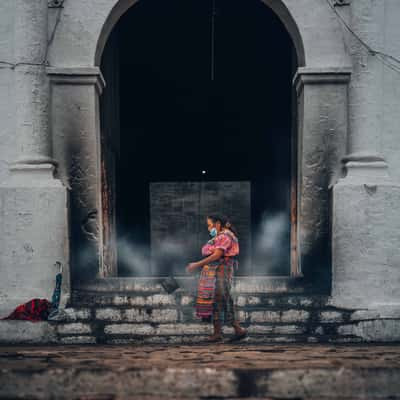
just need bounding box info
[301,235,332,293]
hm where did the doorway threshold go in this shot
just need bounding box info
[74,275,319,294]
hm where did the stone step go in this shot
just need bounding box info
[46,297,384,345]
[72,290,331,309]
[27,277,398,346]
[74,276,317,294]
[101,334,363,345]
[50,306,354,331]
[56,302,351,324]
[65,307,348,324]
[0,319,364,345]
[51,319,363,345]
[2,303,400,345]
[3,311,400,345]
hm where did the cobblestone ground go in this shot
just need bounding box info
[1,343,400,399]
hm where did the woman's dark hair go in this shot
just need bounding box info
[207,214,239,238]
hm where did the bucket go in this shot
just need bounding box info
[160,276,180,294]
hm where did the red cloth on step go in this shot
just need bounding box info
[1,298,52,322]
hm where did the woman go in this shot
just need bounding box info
[186,214,248,342]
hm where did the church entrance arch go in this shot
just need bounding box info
[99,0,299,278]
[47,0,351,290]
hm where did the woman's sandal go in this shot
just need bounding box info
[206,334,223,343]
[228,330,248,342]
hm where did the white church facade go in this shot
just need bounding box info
[0,0,400,343]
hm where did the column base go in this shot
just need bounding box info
[0,164,70,316]
[340,152,391,183]
[330,159,400,309]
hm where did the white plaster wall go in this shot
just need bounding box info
[281,0,350,68]
[328,0,400,183]
[0,0,399,316]
[2,1,400,184]
[46,0,350,68]
[381,0,400,181]
[0,0,353,187]
[0,1,16,185]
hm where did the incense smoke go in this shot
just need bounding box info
[75,210,290,279]
[252,210,290,274]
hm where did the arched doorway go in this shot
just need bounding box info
[100,0,298,277]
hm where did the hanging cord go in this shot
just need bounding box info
[0,0,65,70]
[210,0,216,81]
[325,0,400,74]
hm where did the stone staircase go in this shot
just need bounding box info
[46,277,379,344]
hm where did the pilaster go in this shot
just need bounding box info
[47,67,105,282]
[329,0,400,309]
[293,67,351,289]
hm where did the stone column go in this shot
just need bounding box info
[293,67,351,290]
[0,1,69,315]
[12,0,56,172]
[47,67,105,283]
[340,0,389,180]
[330,0,400,309]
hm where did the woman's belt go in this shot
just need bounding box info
[209,256,239,269]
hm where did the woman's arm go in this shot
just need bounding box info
[186,248,224,273]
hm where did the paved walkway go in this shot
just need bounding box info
[1,343,399,369]
[1,343,400,399]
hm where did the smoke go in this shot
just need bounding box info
[116,211,290,276]
[117,235,151,276]
[252,210,290,274]
[75,210,291,278]
[117,233,191,276]
[116,232,198,294]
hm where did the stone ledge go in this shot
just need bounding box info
[350,308,400,321]
[245,309,310,323]
[59,336,97,344]
[104,323,214,336]
[47,307,91,322]
[2,315,400,344]
[74,276,314,294]
[74,293,178,307]
[0,321,57,344]
[57,322,92,335]
[95,308,178,323]
[105,335,311,344]
[338,319,400,342]
[102,323,313,337]
[319,310,345,323]
[72,292,331,309]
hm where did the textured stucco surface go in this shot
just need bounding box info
[381,0,400,180]
[49,72,102,282]
[0,1,16,185]
[0,0,400,343]
[0,1,69,317]
[46,0,350,68]
[296,76,349,286]
[331,181,400,309]
[0,178,69,316]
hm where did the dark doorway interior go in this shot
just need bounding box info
[100,0,297,277]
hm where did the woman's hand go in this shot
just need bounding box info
[186,262,200,274]
[186,249,224,274]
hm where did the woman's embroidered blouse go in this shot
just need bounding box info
[201,229,239,257]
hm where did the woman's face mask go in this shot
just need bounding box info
[209,227,217,238]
